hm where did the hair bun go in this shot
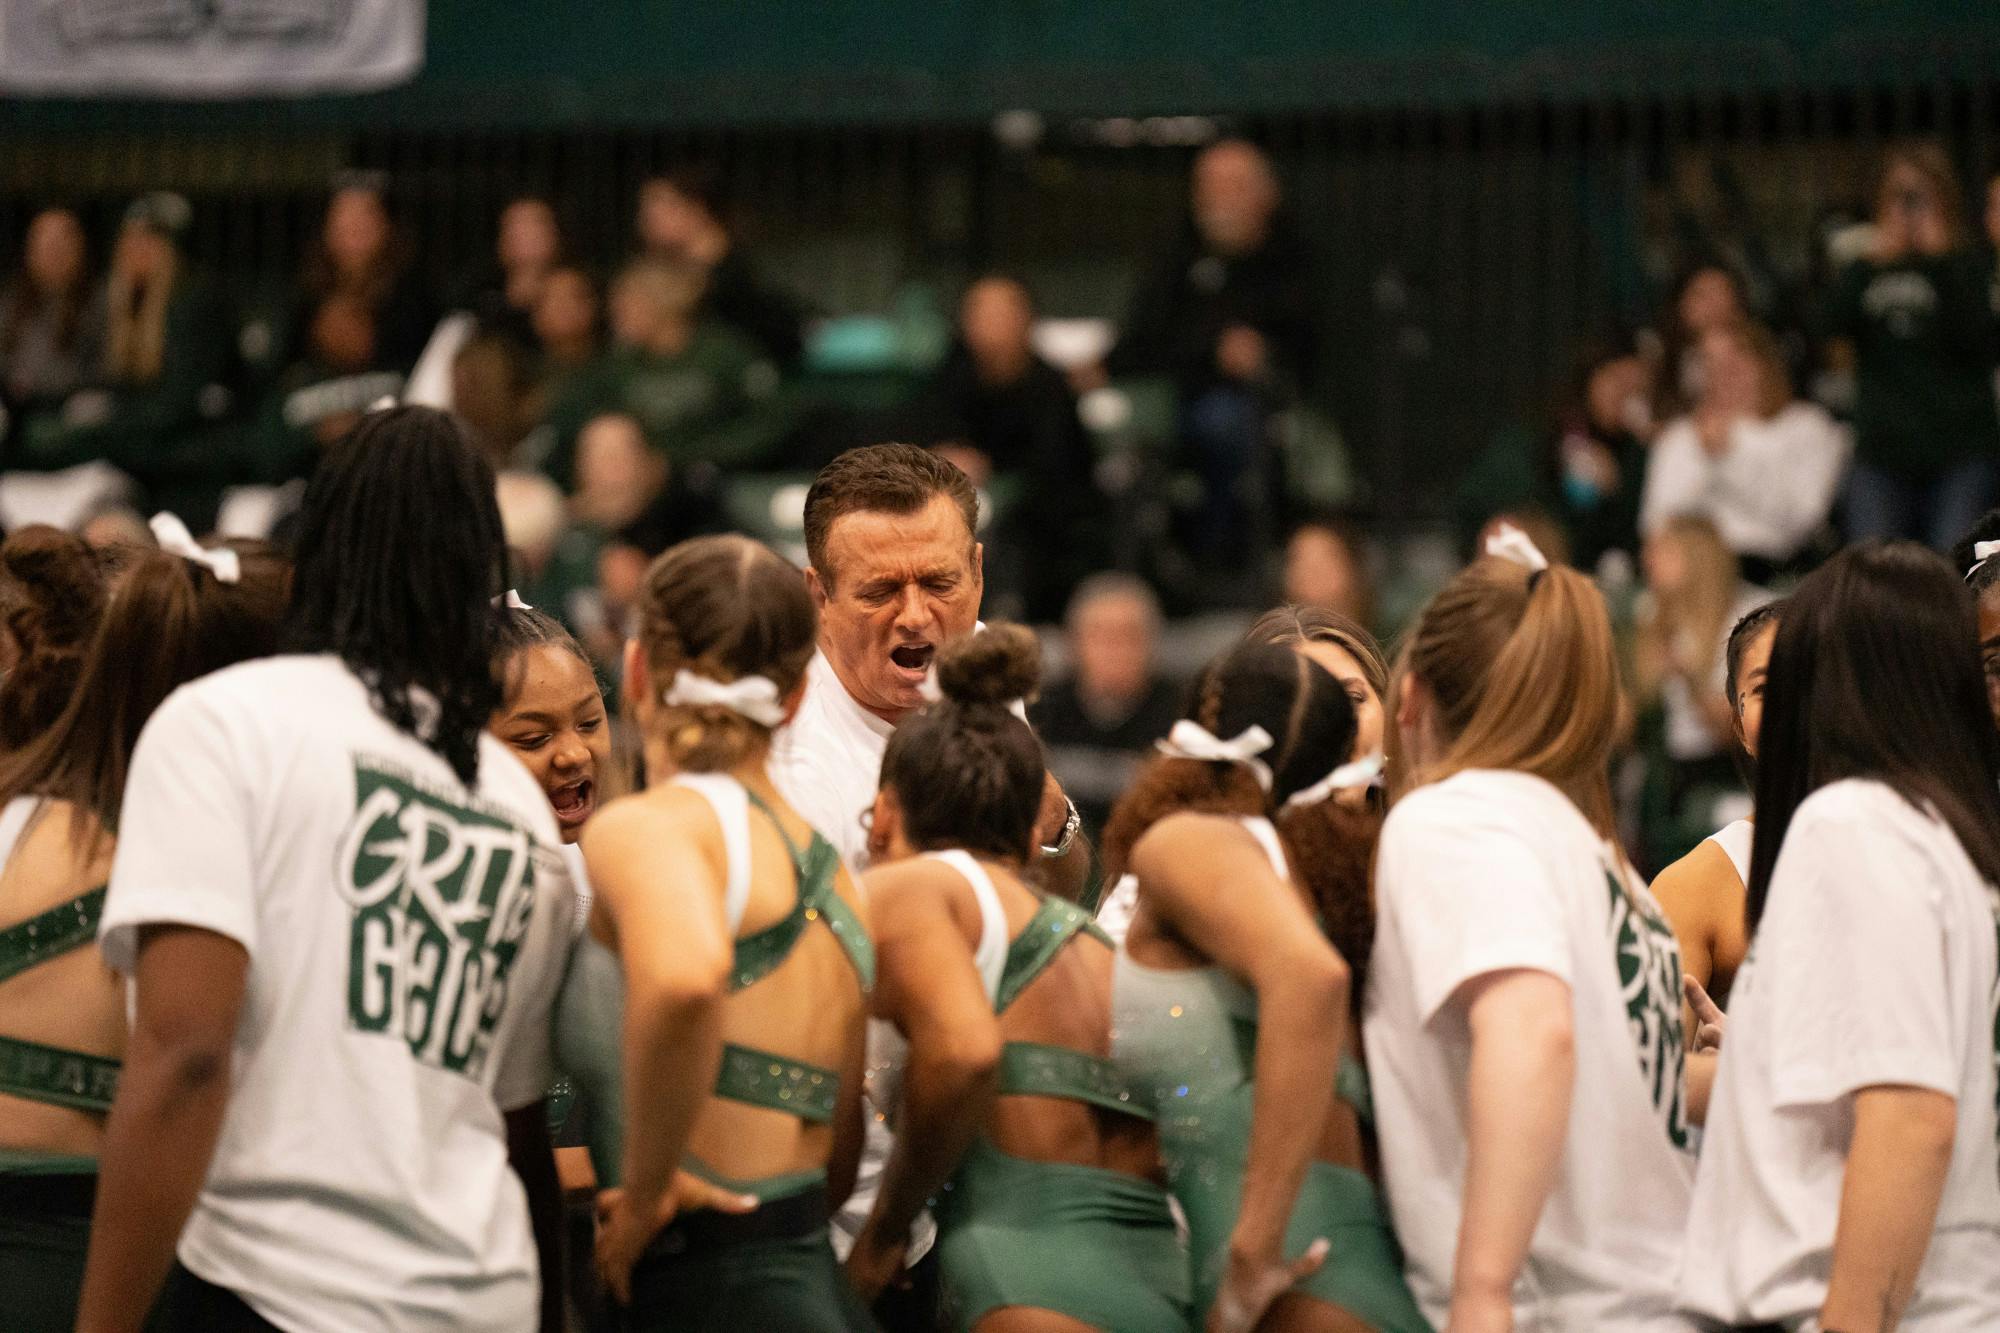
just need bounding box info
[935,622,1041,710]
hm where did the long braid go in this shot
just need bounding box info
[287,408,504,786]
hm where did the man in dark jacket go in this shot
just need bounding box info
[1104,139,1323,569]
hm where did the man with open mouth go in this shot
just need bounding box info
[768,442,1093,1330]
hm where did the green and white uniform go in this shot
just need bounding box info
[918,851,1192,1333]
[0,797,118,1333]
[1113,817,1432,1332]
[554,773,877,1332]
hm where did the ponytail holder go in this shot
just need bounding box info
[1282,751,1386,810]
[1484,522,1550,581]
[1156,720,1275,793]
[1967,540,2000,582]
[492,589,533,610]
[148,512,239,585]
[663,669,789,728]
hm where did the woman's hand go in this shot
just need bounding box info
[1208,1237,1329,1333]
[845,1225,911,1305]
[594,1173,758,1304]
[1683,975,1726,1053]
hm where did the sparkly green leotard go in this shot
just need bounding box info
[553,774,876,1331]
[1111,817,1433,1332]
[0,797,120,1333]
[922,850,1193,1333]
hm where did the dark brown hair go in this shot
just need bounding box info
[0,526,109,751]
[1748,542,2000,929]
[491,604,592,706]
[1102,640,1372,980]
[1246,604,1388,702]
[637,534,817,771]
[881,623,1045,861]
[0,540,289,849]
[802,444,979,588]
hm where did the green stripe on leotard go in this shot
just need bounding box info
[0,886,120,1114]
[932,857,1189,1332]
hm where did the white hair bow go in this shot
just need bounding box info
[1484,521,1550,574]
[148,512,239,584]
[1156,720,1275,792]
[1282,750,1386,810]
[492,589,533,610]
[1967,540,2000,582]
[663,669,789,728]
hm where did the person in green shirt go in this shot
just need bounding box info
[1827,143,2000,551]
[544,258,789,487]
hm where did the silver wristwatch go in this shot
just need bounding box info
[1040,796,1081,859]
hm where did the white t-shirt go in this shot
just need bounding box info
[100,655,577,1333]
[1640,404,1851,562]
[769,649,894,869]
[1366,769,1694,1331]
[1679,780,2000,1330]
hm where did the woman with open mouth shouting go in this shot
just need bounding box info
[490,602,612,852]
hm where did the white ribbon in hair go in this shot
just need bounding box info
[1484,521,1550,574]
[663,669,789,728]
[1156,720,1276,792]
[148,512,239,584]
[1967,540,2000,582]
[1282,751,1386,810]
[492,589,533,610]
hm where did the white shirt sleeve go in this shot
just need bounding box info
[1639,418,1712,537]
[99,686,259,974]
[1379,782,1573,1025]
[1765,796,1960,1107]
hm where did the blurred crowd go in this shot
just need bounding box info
[3,137,2000,871]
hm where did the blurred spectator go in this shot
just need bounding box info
[533,264,601,378]
[1029,574,1181,834]
[1456,337,1653,574]
[1281,515,1374,628]
[299,175,434,372]
[1101,139,1321,567]
[544,257,783,484]
[0,208,103,427]
[497,469,569,588]
[258,291,405,482]
[910,274,1100,620]
[572,412,667,532]
[636,167,806,368]
[0,524,108,752]
[457,195,565,350]
[26,194,230,492]
[450,332,538,467]
[1634,514,1771,862]
[1826,143,2000,549]
[1641,319,1849,580]
[1659,260,1751,414]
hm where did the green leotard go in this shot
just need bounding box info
[1111,818,1433,1332]
[922,850,1194,1333]
[0,798,121,1333]
[552,774,876,1332]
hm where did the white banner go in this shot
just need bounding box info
[0,0,424,98]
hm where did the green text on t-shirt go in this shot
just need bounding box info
[1607,869,1690,1151]
[337,761,540,1080]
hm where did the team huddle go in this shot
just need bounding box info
[2,408,1998,1333]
